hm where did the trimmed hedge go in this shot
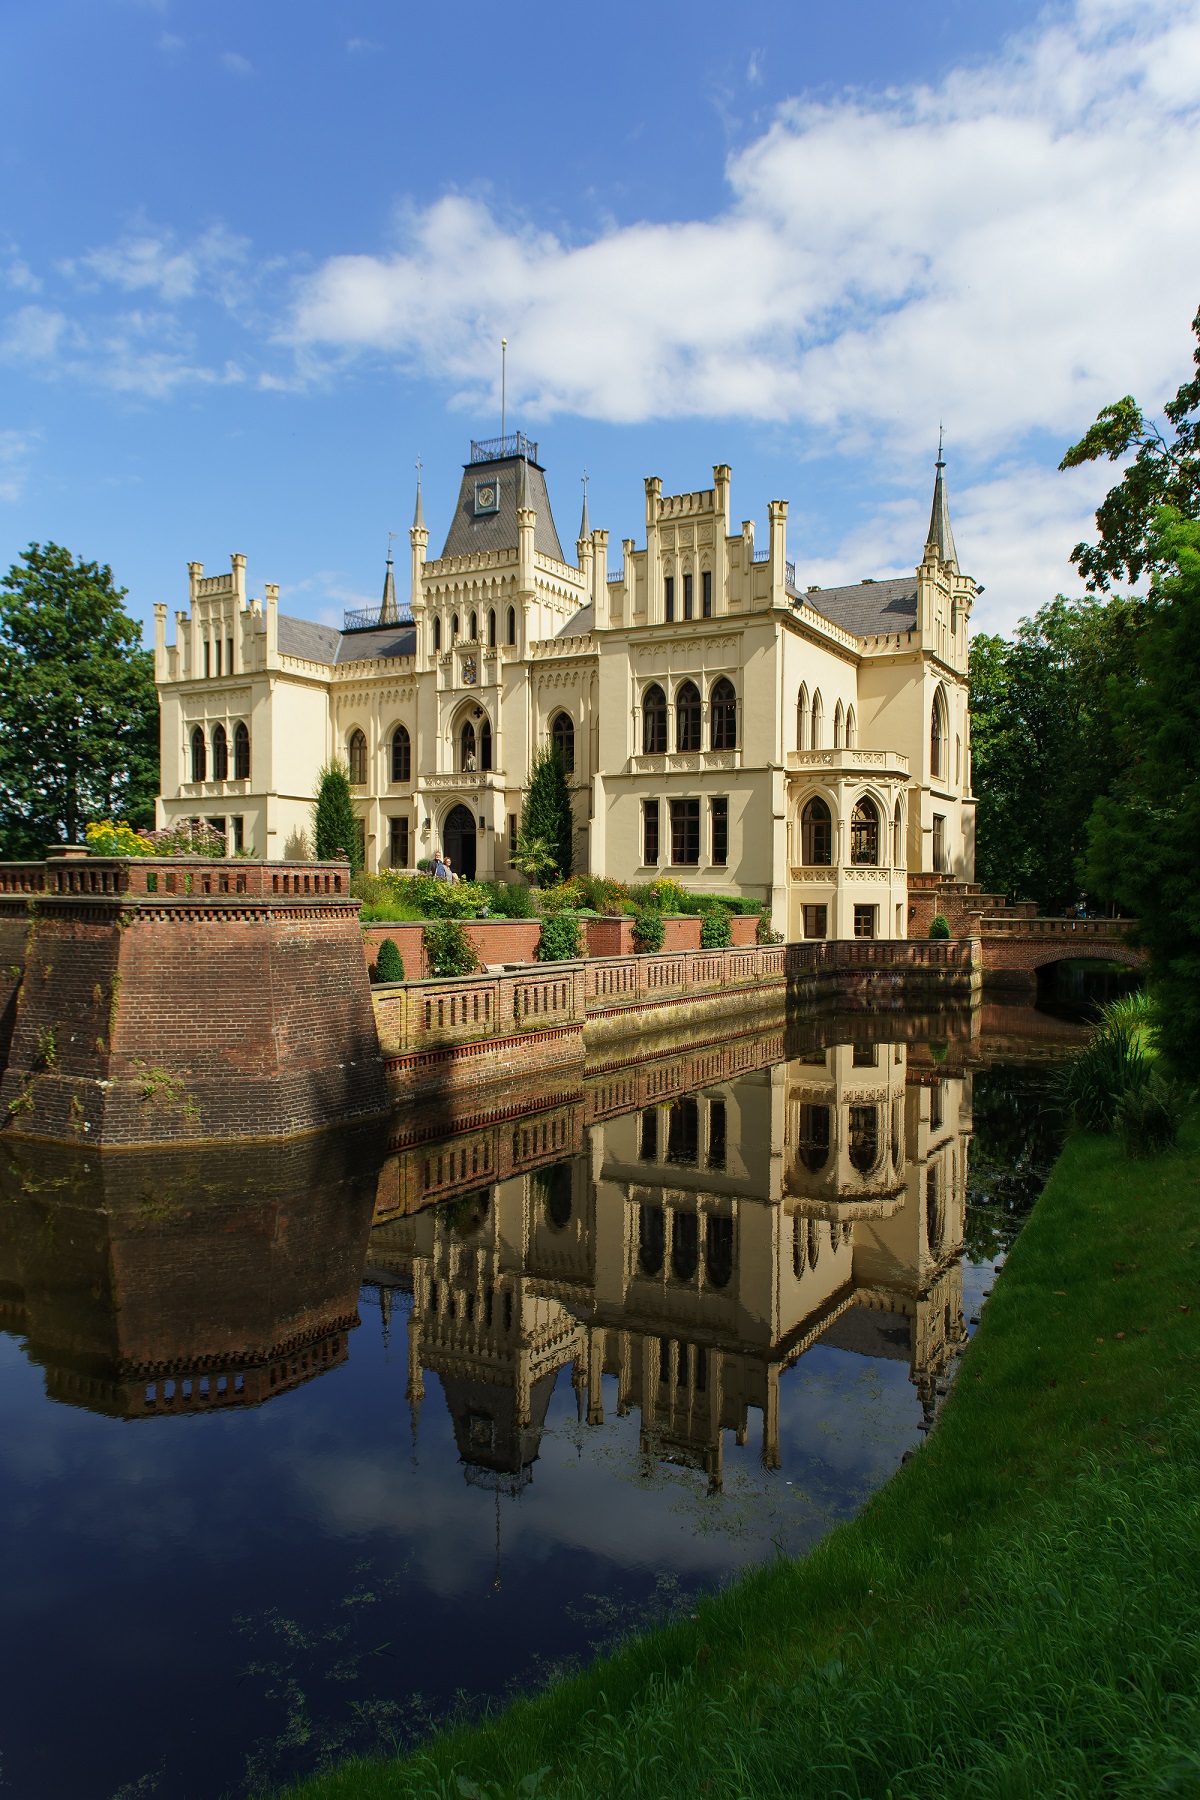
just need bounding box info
[374,938,405,983]
[538,912,583,962]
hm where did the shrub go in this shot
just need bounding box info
[374,938,405,983]
[632,908,665,953]
[479,880,535,920]
[700,909,732,949]
[537,912,583,961]
[416,857,434,873]
[1115,1073,1186,1158]
[538,878,585,914]
[312,759,361,872]
[929,913,952,939]
[1054,1021,1149,1132]
[757,908,783,945]
[423,917,480,978]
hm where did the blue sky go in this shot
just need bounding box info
[2,0,1199,640]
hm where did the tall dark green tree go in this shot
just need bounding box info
[1086,511,1200,1077]
[519,744,573,885]
[969,594,1142,912]
[1061,304,1200,590]
[312,759,362,872]
[0,542,158,857]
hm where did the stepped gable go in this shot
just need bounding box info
[439,445,567,565]
[803,577,918,638]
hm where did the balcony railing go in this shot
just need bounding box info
[469,432,539,464]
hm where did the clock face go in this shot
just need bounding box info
[474,479,499,516]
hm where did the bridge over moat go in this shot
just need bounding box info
[906,873,1145,983]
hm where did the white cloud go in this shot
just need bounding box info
[0,299,243,398]
[286,0,1200,462]
[221,50,253,78]
[70,223,250,304]
[0,429,38,503]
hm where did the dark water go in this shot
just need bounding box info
[0,1004,1081,1800]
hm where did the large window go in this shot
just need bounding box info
[803,904,827,939]
[642,684,667,753]
[389,817,410,868]
[675,681,701,751]
[664,576,675,622]
[848,1104,880,1172]
[666,1098,699,1165]
[460,721,477,771]
[670,798,700,865]
[932,813,946,872]
[234,721,250,780]
[551,711,575,773]
[683,572,693,619]
[930,693,945,778]
[853,904,877,939]
[893,800,903,867]
[671,1210,699,1281]
[638,1204,664,1276]
[391,725,411,783]
[348,729,368,785]
[801,797,832,865]
[480,719,492,771]
[642,798,660,866]
[851,796,880,864]
[211,723,228,782]
[506,606,517,645]
[707,1100,726,1171]
[711,797,728,867]
[702,570,712,617]
[798,1103,831,1172]
[706,1215,732,1287]
[191,726,206,783]
[710,678,737,749]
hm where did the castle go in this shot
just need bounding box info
[154,436,977,939]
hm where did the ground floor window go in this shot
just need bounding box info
[932,813,946,872]
[643,799,660,866]
[230,815,244,854]
[854,904,877,939]
[803,904,827,939]
[895,902,904,937]
[670,798,700,866]
[710,796,728,867]
[508,813,518,862]
[707,1100,726,1170]
[389,816,410,869]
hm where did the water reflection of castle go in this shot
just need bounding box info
[0,1132,382,1418]
[369,1043,971,1492]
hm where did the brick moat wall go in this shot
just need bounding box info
[0,858,388,1146]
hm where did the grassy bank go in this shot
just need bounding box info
[277,1112,1200,1800]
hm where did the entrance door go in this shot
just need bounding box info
[442,804,477,880]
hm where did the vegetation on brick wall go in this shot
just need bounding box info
[423,917,480,978]
[312,760,361,873]
[632,909,664,953]
[928,913,951,939]
[537,912,582,962]
[0,543,159,857]
[699,909,732,949]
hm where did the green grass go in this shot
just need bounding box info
[273,1113,1200,1800]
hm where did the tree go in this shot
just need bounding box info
[0,542,159,857]
[1060,304,1200,591]
[519,745,573,885]
[312,759,361,871]
[969,595,1140,912]
[1086,511,1200,1078]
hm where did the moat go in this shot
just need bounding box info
[0,998,1077,1800]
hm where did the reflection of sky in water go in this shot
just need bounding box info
[0,1049,1057,1800]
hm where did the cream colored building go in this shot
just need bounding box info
[155,433,978,938]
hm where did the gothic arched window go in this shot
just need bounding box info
[391,725,411,783]
[848,1105,880,1174]
[851,795,880,865]
[930,691,946,778]
[190,726,206,783]
[810,691,823,748]
[460,720,477,771]
[488,608,496,647]
[433,618,442,652]
[642,684,667,754]
[798,1103,831,1172]
[480,718,492,771]
[893,800,903,867]
[551,711,575,773]
[348,729,368,786]
[796,684,809,751]
[846,705,857,748]
[801,797,832,866]
[833,701,844,749]
[675,680,702,752]
[234,721,250,780]
[469,611,477,641]
[211,723,228,782]
[709,678,737,750]
[506,606,516,646]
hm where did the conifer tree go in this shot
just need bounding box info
[519,744,573,885]
[312,759,361,871]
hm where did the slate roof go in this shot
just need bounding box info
[556,603,594,638]
[275,613,416,666]
[802,577,919,639]
[438,454,567,564]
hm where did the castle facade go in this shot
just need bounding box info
[154,435,977,938]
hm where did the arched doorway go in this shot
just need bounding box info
[442,803,477,880]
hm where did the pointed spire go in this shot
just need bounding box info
[379,532,398,625]
[577,468,590,544]
[925,429,957,567]
[412,455,425,531]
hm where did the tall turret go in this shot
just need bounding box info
[925,437,958,569]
